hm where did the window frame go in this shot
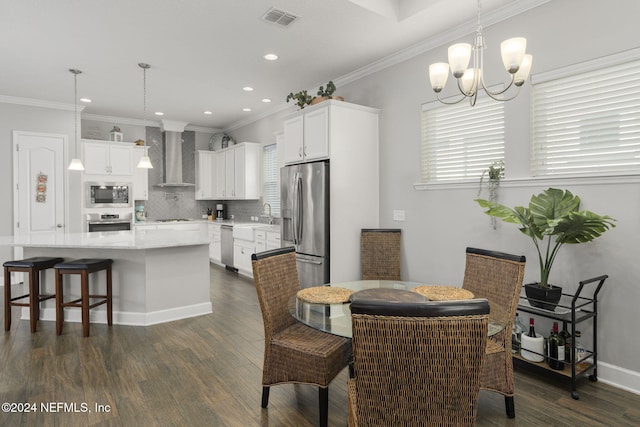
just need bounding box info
[261,143,280,218]
[531,49,640,178]
[420,94,506,186]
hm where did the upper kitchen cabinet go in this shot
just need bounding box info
[82,139,133,176]
[213,142,261,200]
[283,107,329,164]
[195,150,216,200]
[283,100,378,165]
[132,146,149,200]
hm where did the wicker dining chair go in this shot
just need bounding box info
[361,229,401,280]
[462,247,526,419]
[347,295,490,426]
[251,247,352,427]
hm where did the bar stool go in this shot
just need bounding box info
[3,256,64,332]
[54,258,113,337]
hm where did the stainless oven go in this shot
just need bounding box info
[86,182,132,208]
[87,213,132,232]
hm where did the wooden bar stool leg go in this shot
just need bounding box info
[106,265,113,327]
[56,270,64,336]
[4,267,11,331]
[29,268,39,333]
[81,270,90,337]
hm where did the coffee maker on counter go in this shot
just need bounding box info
[215,203,226,221]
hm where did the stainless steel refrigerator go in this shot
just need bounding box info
[281,161,329,288]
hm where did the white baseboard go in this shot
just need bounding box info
[597,362,640,396]
[23,302,213,327]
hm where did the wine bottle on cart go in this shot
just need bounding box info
[548,322,565,370]
[528,317,536,337]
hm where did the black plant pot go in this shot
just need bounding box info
[524,283,563,311]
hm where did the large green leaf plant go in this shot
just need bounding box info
[476,188,616,288]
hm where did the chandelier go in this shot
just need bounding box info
[67,68,85,171]
[137,62,153,169]
[428,0,533,106]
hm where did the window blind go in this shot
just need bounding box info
[531,59,640,176]
[421,97,505,183]
[262,144,280,217]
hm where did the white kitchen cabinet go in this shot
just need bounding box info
[284,100,380,283]
[82,139,133,176]
[208,223,222,264]
[283,105,330,164]
[266,231,281,250]
[214,142,260,200]
[132,146,149,200]
[214,151,226,199]
[254,230,266,254]
[233,238,255,277]
[195,150,216,200]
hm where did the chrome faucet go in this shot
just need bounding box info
[263,203,273,225]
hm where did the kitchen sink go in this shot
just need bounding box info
[232,225,255,241]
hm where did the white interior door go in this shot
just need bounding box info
[13,131,66,260]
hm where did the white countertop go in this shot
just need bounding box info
[0,229,212,250]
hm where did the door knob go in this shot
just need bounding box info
[56,224,63,228]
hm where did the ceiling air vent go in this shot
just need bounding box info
[262,7,299,27]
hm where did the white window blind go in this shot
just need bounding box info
[262,144,280,218]
[421,97,505,183]
[531,59,640,177]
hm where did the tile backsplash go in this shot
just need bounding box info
[137,127,275,223]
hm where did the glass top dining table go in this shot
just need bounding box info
[288,280,505,338]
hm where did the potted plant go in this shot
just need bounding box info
[286,90,312,109]
[476,188,616,310]
[310,81,344,105]
[477,159,505,230]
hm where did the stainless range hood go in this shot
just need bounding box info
[155,120,195,188]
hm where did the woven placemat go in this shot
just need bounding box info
[296,286,354,304]
[412,285,474,301]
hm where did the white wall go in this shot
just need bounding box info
[0,102,76,266]
[229,0,640,393]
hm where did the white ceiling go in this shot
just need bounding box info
[0,0,544,131]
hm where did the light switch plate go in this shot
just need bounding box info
[393,210,405,221]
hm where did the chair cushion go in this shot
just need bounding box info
[54,258,113,270]
[3,257,64,269]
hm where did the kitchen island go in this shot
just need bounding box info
[1,229,212,326]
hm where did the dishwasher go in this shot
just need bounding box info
[221,225,236,271]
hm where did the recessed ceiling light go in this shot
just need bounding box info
[154,112,164,116]
[203,110,213,115]
[264,53,278,61]
[261,98,272,103]
[242,86,254,92]
[242,108,252,112]
[80,98,92,103]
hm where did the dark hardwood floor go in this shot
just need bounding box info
[2,264,639,426]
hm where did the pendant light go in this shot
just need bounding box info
[67,69,85,171]
[137,62,153,169]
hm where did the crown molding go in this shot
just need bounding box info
[0,94,85,112]
[224,0,551,132]
[224,102,294,133]
[336,0,552,87]
[82,113,219,134]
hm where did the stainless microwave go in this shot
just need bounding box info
[86,182,132,208]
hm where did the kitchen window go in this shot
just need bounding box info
[531,54,640,177]
[262,143,280,217]
[420,96,505,184]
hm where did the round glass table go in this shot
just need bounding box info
[288,280,505,338]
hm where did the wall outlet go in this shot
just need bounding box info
[202,214,207,219]
[393,210,405,221]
